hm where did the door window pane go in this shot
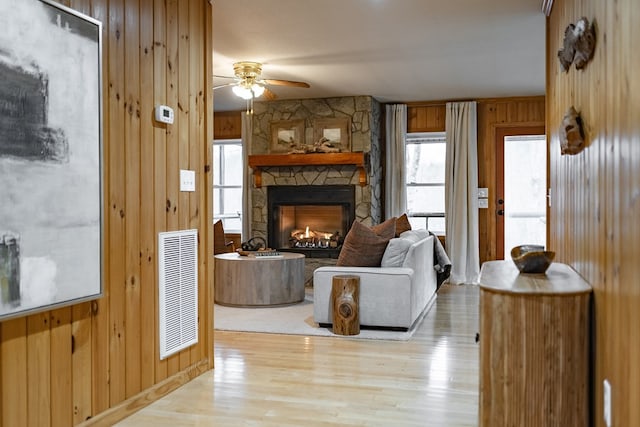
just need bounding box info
[504,135,546,256]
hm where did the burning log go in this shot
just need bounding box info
[289,226,337,248]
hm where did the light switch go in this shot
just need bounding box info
[478,198,489,209]
[180,169,195,192]
[478,187,489,198]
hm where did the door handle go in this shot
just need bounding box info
[497,209,504,216]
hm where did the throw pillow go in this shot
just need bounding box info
[381,237,414,267]
[395,213,412,236]
[337,219,396,267]
[371,217,397,236]
[400,229,429,243]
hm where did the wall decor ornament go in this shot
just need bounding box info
[557,17,596,72]
[0,0,103,320]
[312,117,352,153]
[269,119,305,153]
[559,106,585,155]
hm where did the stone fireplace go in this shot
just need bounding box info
[248,95,383,280]
[268,185,355,258]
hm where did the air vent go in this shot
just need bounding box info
[158,229,198,360]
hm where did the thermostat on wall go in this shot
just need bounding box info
[155,105,174,124]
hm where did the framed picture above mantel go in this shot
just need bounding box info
[313,117,352,152]
[269,119,305,153]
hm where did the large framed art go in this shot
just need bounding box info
[0,0,103,320]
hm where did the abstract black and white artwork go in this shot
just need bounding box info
[0,0,103,320]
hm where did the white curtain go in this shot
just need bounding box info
[241,112,253,241]
[385,104,407,219]
[445,101,480,285]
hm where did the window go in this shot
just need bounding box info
[213,138,243,234]
[405,132,446,233]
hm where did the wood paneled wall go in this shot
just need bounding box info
[0,1,214,425]
[548,0,640,425]
[408,97,546,264]
[213,110,242,139]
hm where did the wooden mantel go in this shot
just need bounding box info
[247,152,367,188]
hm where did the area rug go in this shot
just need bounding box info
[214,291,431,341]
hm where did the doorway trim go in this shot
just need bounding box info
[494,125,547,259]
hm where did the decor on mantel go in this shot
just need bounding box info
[559,106,585,155]
[557,17,596,72]
[288,137,341,154]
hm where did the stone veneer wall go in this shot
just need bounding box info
[249,96,383,243]
[248,96,383,285]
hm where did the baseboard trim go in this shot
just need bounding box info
[78,359,210,427]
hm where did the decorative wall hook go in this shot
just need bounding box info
[557,17,596,72]
[560,106,585,155]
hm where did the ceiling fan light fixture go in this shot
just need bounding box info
[251,83,265,97]
[232,84,253,100]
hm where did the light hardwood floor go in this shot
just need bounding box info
[116,284,480,426]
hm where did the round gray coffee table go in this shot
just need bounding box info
[214,252,305,307]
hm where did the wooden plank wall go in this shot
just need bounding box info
[0,1,215,426]
[548,0,640,425]
[213,111,242,139]
[407,97,545,264]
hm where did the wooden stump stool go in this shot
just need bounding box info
[331,275,360,335]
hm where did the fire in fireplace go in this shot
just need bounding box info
[268,185,355,258]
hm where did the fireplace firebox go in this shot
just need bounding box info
[267,185,355,258]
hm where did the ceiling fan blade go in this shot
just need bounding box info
[263,79,310,88]
[213,82,236,90]
[262,87,277,101]
[213,74,237,80]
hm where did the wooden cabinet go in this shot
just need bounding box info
[478,260,592,427]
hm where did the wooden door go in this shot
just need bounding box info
[495,125,547,258]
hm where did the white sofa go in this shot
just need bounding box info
[313,231,438,330]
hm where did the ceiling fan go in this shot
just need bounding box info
[213,61,310,103]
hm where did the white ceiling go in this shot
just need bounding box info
[212,0,546,112]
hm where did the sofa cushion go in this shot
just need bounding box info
[381,237,414,267]
[337,218,396,267]
[400,229,429,243]
[395,213,412,236]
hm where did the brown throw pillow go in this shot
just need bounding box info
[395,213,412,236]
[337,218,396,267]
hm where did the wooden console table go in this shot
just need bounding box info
[214,252,305,307]
[247,152,366,188]
[478,260,592,427]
